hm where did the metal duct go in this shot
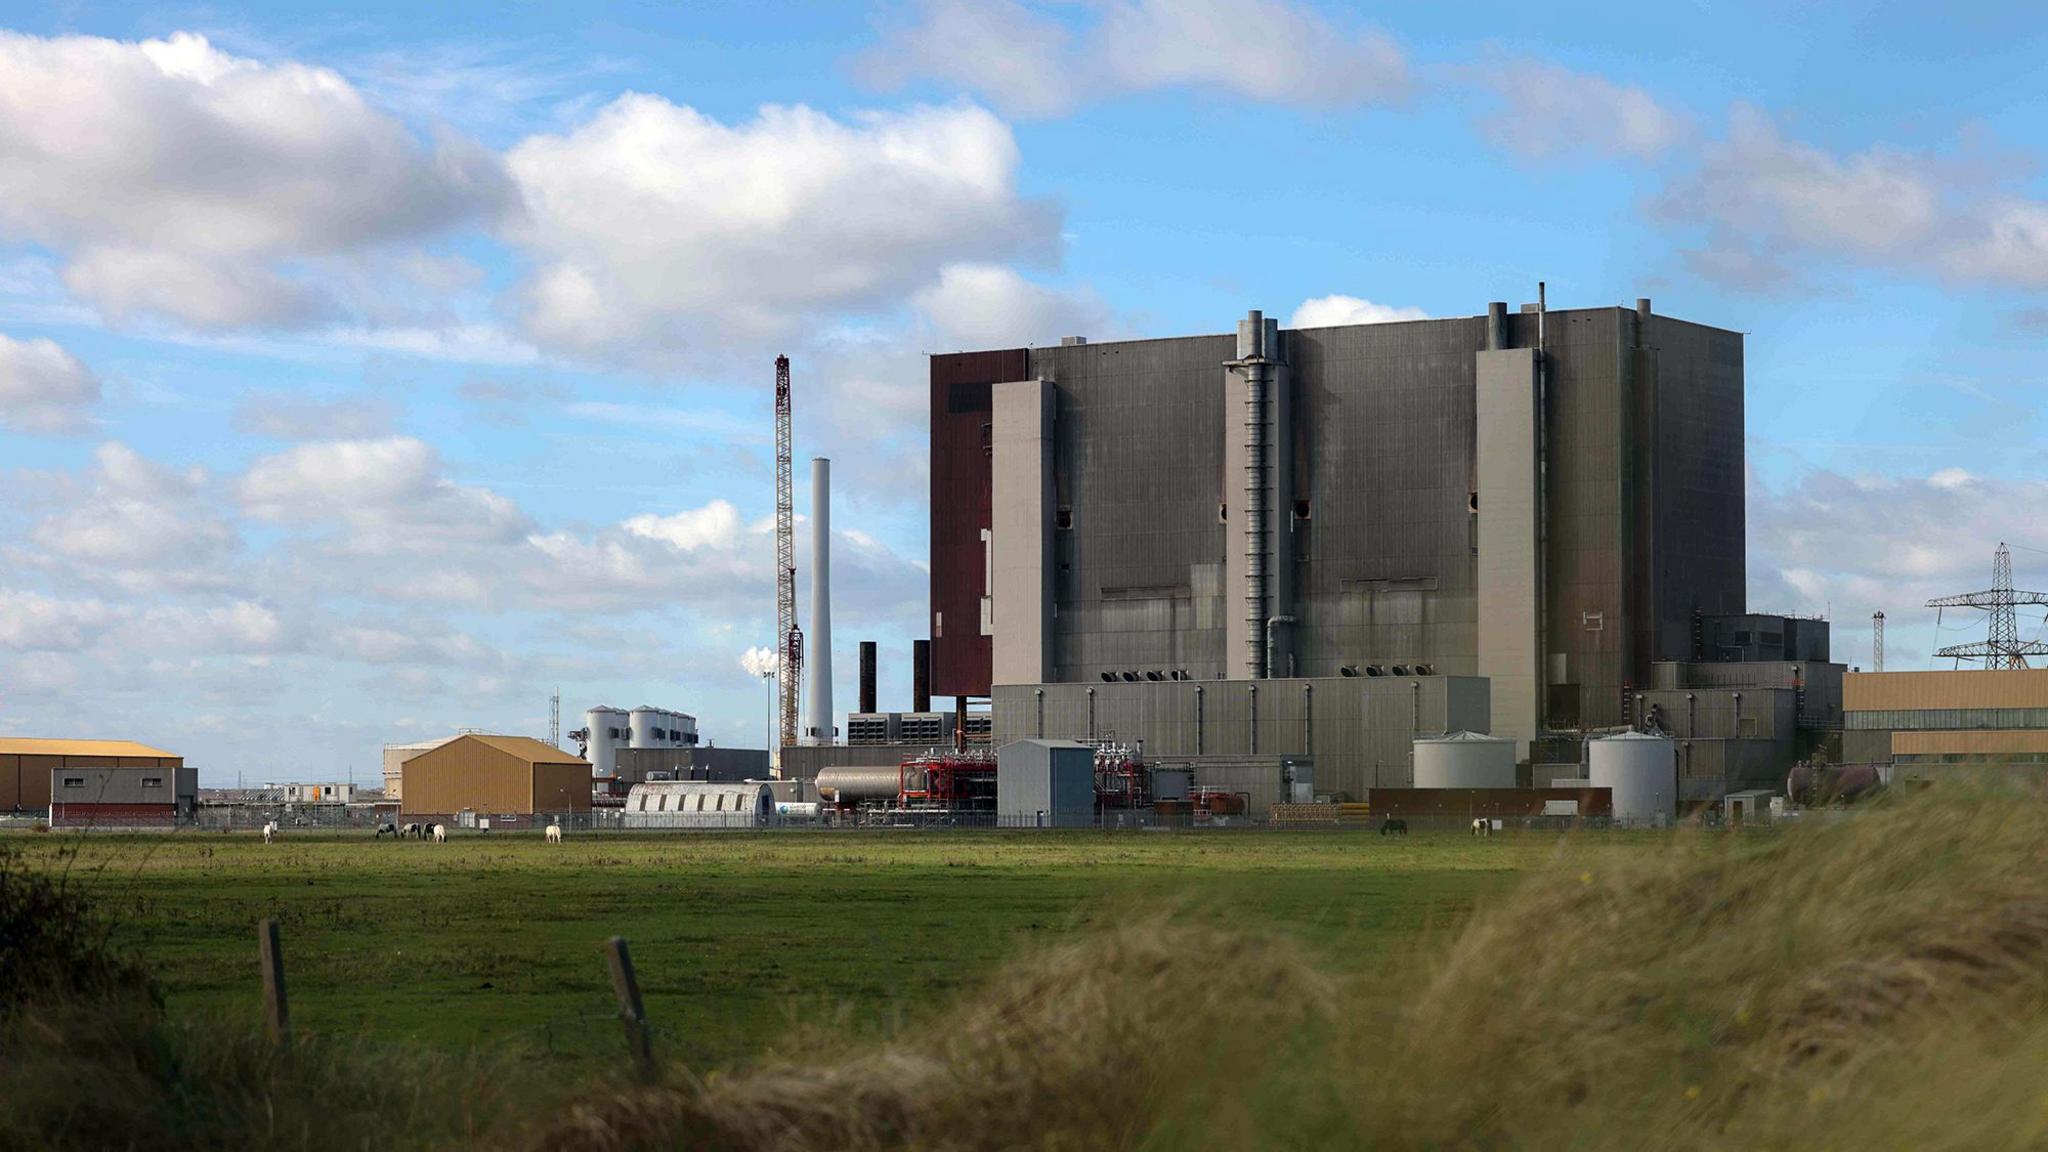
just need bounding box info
[815,765,901,803]
[1238,310,1273,677]
[912,639,931,713]
[806,458,833,743]
[858,641,877,715]
[1487,301,1509,351]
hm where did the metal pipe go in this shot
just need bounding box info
[1235,311,1275,678]
[1264,615,1295,685]
[806,457,833,743]
[1535,283,1550,733]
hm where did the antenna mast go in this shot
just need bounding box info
[775,355,803,756]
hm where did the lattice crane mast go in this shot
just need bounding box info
[775,355,803,752]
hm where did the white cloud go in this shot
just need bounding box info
[0,590,115,651]
[234,394,398,440]
[0,30,510,330]
[1288,295,1428,328]
[26,442,237,592]
[859,0,1409,118]
[1661,106,2048,291]
[1753,467,2048,605]
[238,437,531,554]
[330,623,499,666]
[913,263,1108,348]
[503,95,1059,359]
[623,501,743,551]
[1478,59,1684,161]
[0,332,100,432]
[129,601,288,653]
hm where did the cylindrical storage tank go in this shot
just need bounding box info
[628,707,663,748]
[815,765,902,803]
[586,707,628,777]
[1589,732,1677,826]
[1412,732,1517,789]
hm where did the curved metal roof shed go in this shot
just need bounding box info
[623,781,773,828]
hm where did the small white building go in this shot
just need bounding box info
[278,782,356,804]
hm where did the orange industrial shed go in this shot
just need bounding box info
[0,738,183,812]
[399,734,591,819]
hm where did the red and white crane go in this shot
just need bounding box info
[775,355,802,758]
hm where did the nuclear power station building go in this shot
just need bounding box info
[929,297,1842,800]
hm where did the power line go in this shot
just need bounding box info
[1926,542,2048,669]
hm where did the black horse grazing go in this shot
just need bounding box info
[374,822,399,839]
[1379,818,1409,837]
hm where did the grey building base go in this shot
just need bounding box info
[993,675,1489,797]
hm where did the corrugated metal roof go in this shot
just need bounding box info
[459,733,589,766]
[0,738,177,757]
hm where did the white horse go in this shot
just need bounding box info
[545,822,563,844]
[1470,818,1491,837]
[432,823,447,843]
[262,820,276,844]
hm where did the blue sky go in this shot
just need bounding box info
[1,1,2046,783]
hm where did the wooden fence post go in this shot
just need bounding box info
[605,936,655,1080]
[258,917,291,1053]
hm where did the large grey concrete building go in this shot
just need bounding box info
[931,297,1836,798]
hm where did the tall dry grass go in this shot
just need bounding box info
[544,777,2048,1151]
[9,778,2048,1150]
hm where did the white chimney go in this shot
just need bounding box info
[806,457,834,743]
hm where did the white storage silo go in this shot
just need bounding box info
[629,706,665,748]
[586,706,629,777]
[1589,732,1677,826]
[1412,731,1517,789]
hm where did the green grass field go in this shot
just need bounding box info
[11,828,1581,1071]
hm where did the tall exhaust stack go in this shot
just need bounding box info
[807,457,834,743]
[912,639,932,713]
[858,641,877,714]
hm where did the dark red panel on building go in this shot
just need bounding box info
[930,348,1026,697]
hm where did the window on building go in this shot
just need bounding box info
[141,777,163,788]
[63,776,84,788]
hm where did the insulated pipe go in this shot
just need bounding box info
[1264,615,1296,686]
[858,641,876,715]
[806,458,833,743]
[1237,311,1273,678]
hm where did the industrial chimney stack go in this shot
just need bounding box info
[806,458,834,742]
[858,641,877,715]
[913,639,932,713]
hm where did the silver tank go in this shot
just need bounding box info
[1412,731,1516,788]
[1589,732,1677,826]
[815,765,900,803]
